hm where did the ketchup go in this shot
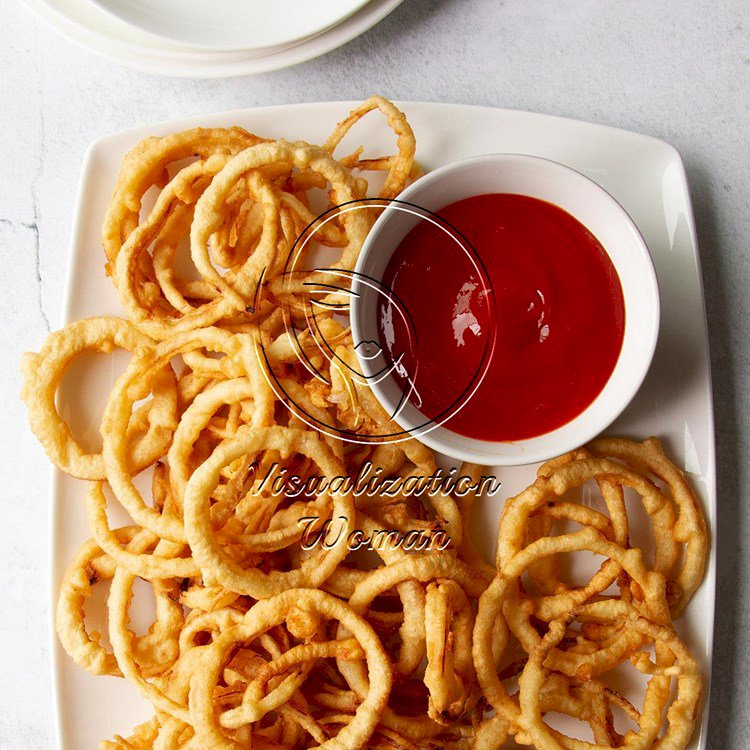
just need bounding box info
[377,193,625,441]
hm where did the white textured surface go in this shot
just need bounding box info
[0,0,747,746]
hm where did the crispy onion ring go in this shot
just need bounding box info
[102,126,263,268]
[183,425,355,598]
[56,529,182,677]
[20,317,176,480]
[323,96,417,200]
[517,614,701,750]
[101,327,268,542]
[188,588,391,750]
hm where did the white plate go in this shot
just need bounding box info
[51,102,716,749]
[22,0,404,77]
[89,0,370,51]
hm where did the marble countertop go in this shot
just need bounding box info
[1,0,748,746]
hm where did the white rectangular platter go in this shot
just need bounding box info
[52,101,716,749]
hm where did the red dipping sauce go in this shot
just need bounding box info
[377,194,625,441]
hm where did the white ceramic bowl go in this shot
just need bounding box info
[350,153,660,465]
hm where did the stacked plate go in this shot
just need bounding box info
[23,0,404,77]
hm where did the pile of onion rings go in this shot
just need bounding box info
[473,437,708,749]
[20,97,708,749]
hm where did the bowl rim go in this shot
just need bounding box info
[350,152,661,466]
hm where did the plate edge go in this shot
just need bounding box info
[88,100,687,156]
[50,137,104,750]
